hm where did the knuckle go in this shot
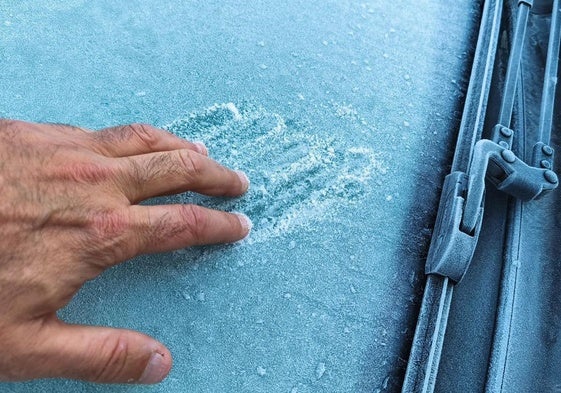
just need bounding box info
[127,123,158,149]
[80,208,135,265]
[92,333,131,382]
[88,209,130,241]
[176,149,203,178]
[178,205,207,244]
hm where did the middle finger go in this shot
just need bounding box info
[114,149,249,203]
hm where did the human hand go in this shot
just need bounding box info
[0,120,250,384]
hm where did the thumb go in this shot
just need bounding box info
[38,321,172,384]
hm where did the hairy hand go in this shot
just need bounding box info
[0,120,250,384]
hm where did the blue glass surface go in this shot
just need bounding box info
[0,1,478,391]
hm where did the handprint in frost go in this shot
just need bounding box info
[165,102,387,244]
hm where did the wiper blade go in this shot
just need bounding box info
[402,0,503,389]
[402,0,561,391]
[486,0,561,391]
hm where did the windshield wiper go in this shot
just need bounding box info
[401,1,560,391]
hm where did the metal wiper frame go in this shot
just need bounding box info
[402,0,561,391]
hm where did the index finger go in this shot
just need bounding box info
[93,123,207,157]
[114,149,249,203]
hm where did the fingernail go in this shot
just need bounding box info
[236,170,250,191]
[236,213,252,235]
[139,352,167,384]
[193,141,208,156]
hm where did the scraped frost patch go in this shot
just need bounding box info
[165,103,386,244]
